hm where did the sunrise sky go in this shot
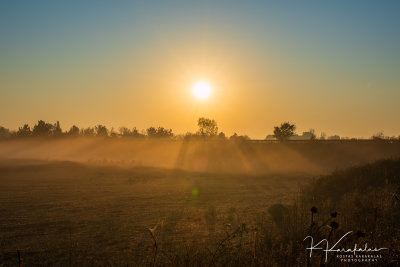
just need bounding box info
[1,1,399,138]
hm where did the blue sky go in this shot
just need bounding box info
[1,1,399,138]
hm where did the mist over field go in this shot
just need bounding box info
[2,0,400,265]
[1,120,399,266]
[1,138,399,175]
[1,138,400,265]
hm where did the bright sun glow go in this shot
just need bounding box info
[192,81,212,100]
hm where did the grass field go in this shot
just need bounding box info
[0,159,310,266]
[1,139,399,266]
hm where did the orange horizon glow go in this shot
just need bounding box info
[0,2,399,139]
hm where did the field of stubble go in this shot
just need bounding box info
[0,160,309,266]
[1,139,400,266]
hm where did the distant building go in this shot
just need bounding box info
[328,135,340,140]
[289,131,315,140]
[266,134,276,140]
[266,131,318,141]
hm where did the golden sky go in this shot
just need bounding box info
[1,1,399,138]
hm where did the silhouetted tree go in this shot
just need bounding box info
[372,131,385,140]
[53,121,63,136]
[131,127,144,138]
[119,127,144,138]
[119,127,131,137]
[17,124,32,137]
[197,117,218,137]
[218,132,227,140]
[109,128,118,138]
[309,129,316,140]
[230,133,238,140]
[157,127,173,138]
[32,120,54,136]
[146,127,157,137]
[146,126,173,138]
[80,127,95,137]
[273,122,296,141]
[68,125,80,136]
[95,125,108,137]
[229,132,250,142]
[0,126,10,138]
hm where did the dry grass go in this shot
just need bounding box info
[0,159,309,266]
[0,140,399,266]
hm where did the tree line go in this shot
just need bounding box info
[0,118,234,140]
[0,119,397,141]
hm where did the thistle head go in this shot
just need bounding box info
[330,221,339,229]
[356,230,366,238]
[311,206,318,214]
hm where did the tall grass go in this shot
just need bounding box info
[145,158,400,266]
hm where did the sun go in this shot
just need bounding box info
[192,81,212,100]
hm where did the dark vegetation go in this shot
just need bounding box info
[0,118,399,141]
[288,158,400,266]
[0,118,225,140]
[273,122,297,141]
